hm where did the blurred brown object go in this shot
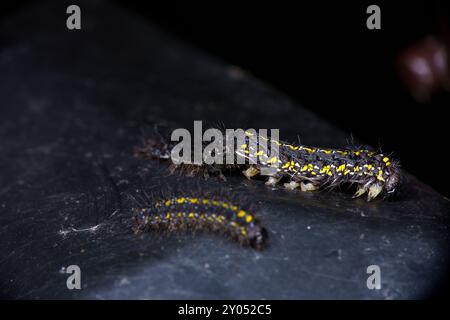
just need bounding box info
[397,36,450,103]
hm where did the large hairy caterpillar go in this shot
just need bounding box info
[135,127,401,201]
[131,191,267,250]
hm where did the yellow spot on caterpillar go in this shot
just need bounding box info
[202,199,209,205]
[311,171,317,175]
[308,164,314,171]
[377,169,385,182]
[282,162,290,169]
[188,212,195,218]
[354,151,361,156]
[165,200,171,206]
[321,149,333,154]
[320,165,331,174]
[337,150,348,155]
[230,221,238,228]
[337,164,346,172]
[365,164,373,171]
[287,144,300,150]
[245,215,253,223]
[176,197,185,204]
[240,227,247,236]
[212,200,219,206]
[386,162,391,166]
[177,212,182,217]
[267,156,278,164]
[241,143,247,150]
[383,157,389,163]
[222,202,229,208]
[344,169,350,175]
[189,198,198,204]
[237,210,246,218]
[244,131,254,136]
[230,205,238,211]
[301,165,308,172]
[166,213,171,219]
[304,147,315,153]
[354,166,360,172]
[255,150,264,156]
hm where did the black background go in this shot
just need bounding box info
[2,0,449,197]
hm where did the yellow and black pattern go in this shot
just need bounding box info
[132,194,267,249]
[237,131,401,201]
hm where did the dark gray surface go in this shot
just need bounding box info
[0,0,449,299]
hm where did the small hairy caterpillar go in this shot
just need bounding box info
[131,192,267,250]
[135,128,401,201]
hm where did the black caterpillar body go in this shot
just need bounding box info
[135,129,401,201]
[132,193,267,249]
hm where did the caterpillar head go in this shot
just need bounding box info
[247,226,268,250]
[355,158,402,201]
[385,162,401,196]
[131,207,150,234]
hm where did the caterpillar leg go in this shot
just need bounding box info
[367,183,383,201]
[243,166,259,180]
[300,182,318,192]
[265,175,281,186]
[284,181,300,190]
[353,185,368,198]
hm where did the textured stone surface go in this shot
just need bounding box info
[0,0,448,299]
